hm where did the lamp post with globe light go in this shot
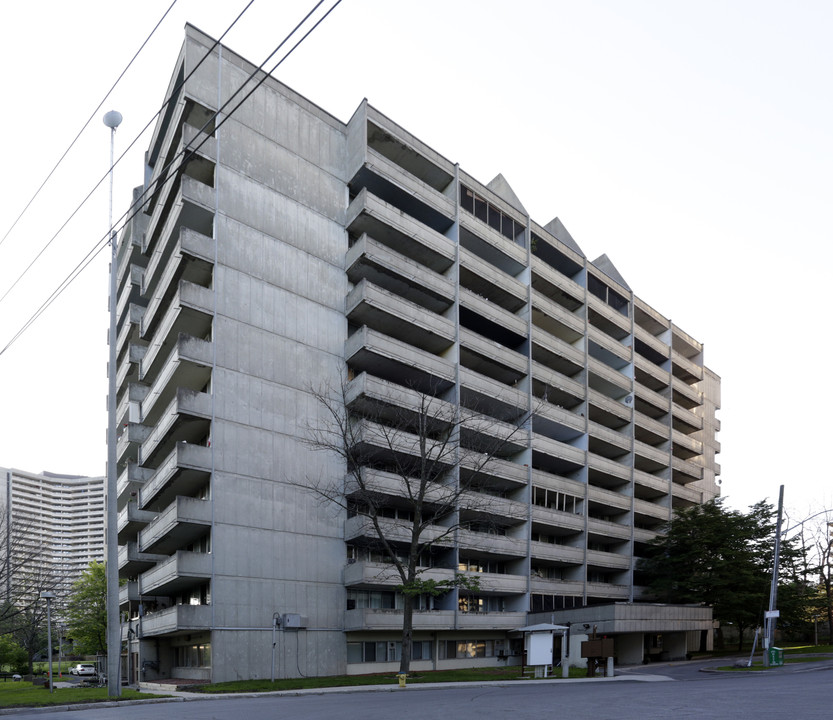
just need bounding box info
[103,108,122,698]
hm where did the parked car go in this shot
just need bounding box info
[69,663,96,676]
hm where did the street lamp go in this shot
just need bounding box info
[39,591,56,693]
[103,108,122,699]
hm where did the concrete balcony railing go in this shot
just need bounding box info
[672,429,702,455]
[140,281,214,383]
[346,233,454,313]
[460,329,528,384]
[345,515,452,547]
[139,604,213,637]
[586,453,631,482]
[585,295,630,337]
[585,582,630,599]
[118,542,166,577]
[361,146,455,226]
[346,189,454,273]
[671,350,704,383]
[458,212,527,275]
[587,485,632,514]
[531,290,585,339]
[141,335,213,425]
[457,529,527,558]
[671,403,704,432]
[459,287,527,339]
[140,550,212,596]
[585,549,630,570]
[343,562,453,588]
[671,483,702,506]
[459,367,528,415]
[463,455,529,488]
[530,542,585,565]
[531,506,585,534]
[117,502,157,545]
[633,497,670,523]
[346,326,455,391]
[530,577,584,595]
[460,248,527,312]
[671,456,703,482]
[634,411,670,441]
[344,608,456,632]
[671,375,703,408]
[587,326,631,365]
[633,324,670,360]
[588,421,631,453]
[633,470,669,499]
[469,572,527,594]
[531,361,586,403]
[140,389,212,469]
[633,439,669,467]
[140,442,211,511]
[117,422,152,468]
[531,327,585,374]
[587,389,631,424]
[347,279,455,354]
[533,434,586,468]
[144,173,215,259]
[456,611,528,631]
[143,227,214,338]
[634,353,670,388]
[139,496,212,555]
[117,462,153,512]
[587,517,631,542]
[530,257,585,309]
[634,383,671,414]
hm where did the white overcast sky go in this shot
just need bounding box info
[0,0,830,526]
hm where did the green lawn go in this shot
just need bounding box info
[198,665,589,693]
[0,681,168,709]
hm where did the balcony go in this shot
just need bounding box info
[142,227,214,338]
[346,326,455,393]
[118,542,166,577]
[347,279,454,354]
[530,577,584,595]
[140,550,212,595]
[140,389,212,469]
[139,497,212,554]
[346,233,454,315]
[116,422,152,467]
[587,518,631,542]
[345,608,456,631]
[586,296,630,339]
[117,502,157,544]
[456,611,528,631]
[140,281,213,383]
[350,147,455,233]
[460,287,528,340]
[140,604,212,637]
[457,529,527,558]
[141,442,211,512]
[460,328,528,385]
[141,335,213,425]
[530,542,585,565]
[117,462,153,511]
[531,506,585,533]
[531,290,584,341]
[344,562,452,588]
[460,248,527,313]
[458,213,526,277]
[346,189,454,273]
[144,172,215,260]
[586,549,630,570]
[531,327,584,376]
[345,515,451,547]
[585,582,630,599]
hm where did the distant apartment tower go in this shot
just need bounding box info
[113,25,720,683]
[1,467,105,607]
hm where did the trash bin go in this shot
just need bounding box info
[767,647,784,667]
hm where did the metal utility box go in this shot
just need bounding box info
[581,638,614,658]
[767,647,784,666]
[282,613,307,629]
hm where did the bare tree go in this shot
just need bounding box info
[304,371,533,675]
[812,518,833,644]
[0,503,45,629]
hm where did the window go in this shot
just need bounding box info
[175,643,211,667]
[460,185,525,246]
[346,641,432,663]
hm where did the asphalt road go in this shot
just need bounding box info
[10,661,833,720]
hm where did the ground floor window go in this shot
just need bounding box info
[438,639,520,659]
[174,643,211,667]
[346,640,432,663]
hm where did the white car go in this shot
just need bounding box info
[69,663,96,676]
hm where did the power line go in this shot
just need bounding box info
[0,0,344,359]
[0,0,180,254]
[0,0,257,311]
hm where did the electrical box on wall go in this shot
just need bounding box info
[282,613,307,629]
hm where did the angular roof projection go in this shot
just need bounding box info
[487,174,527,215]
[591,253,631,291]
[544,217,585,257]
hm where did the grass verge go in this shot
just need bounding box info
[197,665,589,693]
[0,681,168,709]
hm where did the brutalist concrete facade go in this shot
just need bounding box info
[114,25,720,683]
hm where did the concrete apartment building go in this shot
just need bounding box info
[113,25,720,683]
[1,468,105,608]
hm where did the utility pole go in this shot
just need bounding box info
[763,485,784,666]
